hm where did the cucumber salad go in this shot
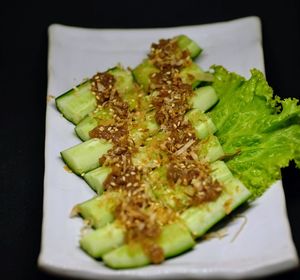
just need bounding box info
[55,35,300,269]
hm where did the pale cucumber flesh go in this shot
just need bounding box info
[60,138,112,175]
[83,166,112,194]
[76,192,121,229]
[185,109,217,139]
[189,86,219,112]
[80,222,125,258]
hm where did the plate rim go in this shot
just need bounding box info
[38,15,299,279]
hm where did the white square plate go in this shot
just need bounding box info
[39,16,299,279]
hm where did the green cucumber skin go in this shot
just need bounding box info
[132,35,202,91]
[175,35,203,59]
[103,243,150,269]
[181,161,251,238]
[55,80,90,103]
[78,161,250,268]
[56,67,138,125]
[102,222,195,269]
[75,117,98,142]
[80,222,125,259]
[55,81,97,125]
[133,61,206,92]
[76,110,159,144]
[181,182,250,238]
[157,223,195,258]
[86,160,250,268]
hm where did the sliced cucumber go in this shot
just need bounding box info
[103,243,149,268]
[61,36,253,270]
[175,35,202,59]
[61,138,113,175]
[80,222,125,258]
[102,222,195,269]
[196,135,224,162]
[108,67,139,111]
[75,108,114,141]
[76,192,121,228]
[179,63,214,88]
[83,166,112,194]
[132,133,168,170]
[185,109,217,139]
[189,86,219,111]
[108,67,134,93]
[146,167,190,211]
[157,222,195,258]
[55,81,96,124]
[133,61,210,92]
[76,109,158,144]
[129,111,160,145]
[56,67,140,124]
[181,161,251,237]
[132,59,159,91]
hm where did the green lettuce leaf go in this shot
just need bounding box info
[209,66,300,198]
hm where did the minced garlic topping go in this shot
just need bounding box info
[88,39,222,264]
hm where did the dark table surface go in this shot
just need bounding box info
[1,1,299,279]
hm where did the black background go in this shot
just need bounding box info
[0,1,299,279]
